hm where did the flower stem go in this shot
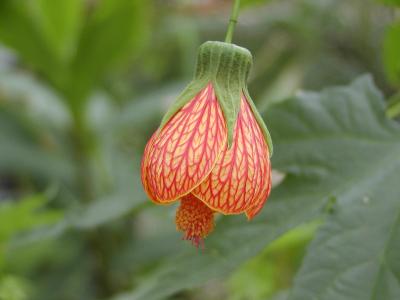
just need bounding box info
[225,0,241,43]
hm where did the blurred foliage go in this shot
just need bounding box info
[0,0,399,300]
[0,275,30,300]
[383,23,400,86]
[378,0,400,6]
[229,222,319,300]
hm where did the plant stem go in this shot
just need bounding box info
[225,0,241,43]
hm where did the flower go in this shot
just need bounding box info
[141,41,272,247]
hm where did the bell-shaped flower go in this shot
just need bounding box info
[141,41,273,246]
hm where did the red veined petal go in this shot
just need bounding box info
[143,83,227,203]
[141,131,158,202]
[192,93,271,215]
[245,162,272,219]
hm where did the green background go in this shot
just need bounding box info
[0,0,399,299]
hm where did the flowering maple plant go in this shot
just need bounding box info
[141,1,273,247]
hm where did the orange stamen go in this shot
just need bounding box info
[175,194,215,247]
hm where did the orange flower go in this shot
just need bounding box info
[141,42,272,246]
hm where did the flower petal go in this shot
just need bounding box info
[141,131,158,202]
[192,94,271,215]
[143,83,227,202]
[245,163,272,219]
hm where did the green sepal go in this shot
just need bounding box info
[197,41,252,147]
[158,41,273,156]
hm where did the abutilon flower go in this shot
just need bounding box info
[141,41,273,246]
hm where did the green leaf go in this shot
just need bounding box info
[11,153,146,247]
[0,0,151,111]
[110,75,400,300]
[0,0,83,87]
[383,23,400,86]
[289,190,400,299]
[64,0,151,108]
[377,0,400,6]
[0,107,75,185]
[0,1,59,82]
[0,194,61,269]
[275,77,400,300]
[387,91,400,118]
[0,195,61,243]
[228,222,317,300]
[9,192,144,248]
[0,276,30,300]
[110,195,320,300]
[30,0,83,64]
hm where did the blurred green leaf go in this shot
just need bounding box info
[0,195,61,243]
[0,0,83,86]
[289,189,400,299]
[64,0,151,109]
[30,0,83,64]
[0,0,151,113]
[0,66,71,127]
[11,155,146,247]
[0,275,30,300]
[383,23,400,86]
[267,76,400,300]
[377,0,400,5]
[11,192,144,247]
[0,195,62,269]
[0,138,74,186]
[229,222,317,300]
[270,291,289,300]
[0,106,75,185]
[386,91,400,118]
[0,1,60,82]
[70,193,143,230]
[115,82,185,133]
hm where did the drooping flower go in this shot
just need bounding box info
[141,41,273,246]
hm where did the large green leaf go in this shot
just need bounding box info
[110,75,399,300]
[272,76,400,300]
[289,184,400,300]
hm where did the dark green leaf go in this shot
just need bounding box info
[289,187,400,300]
